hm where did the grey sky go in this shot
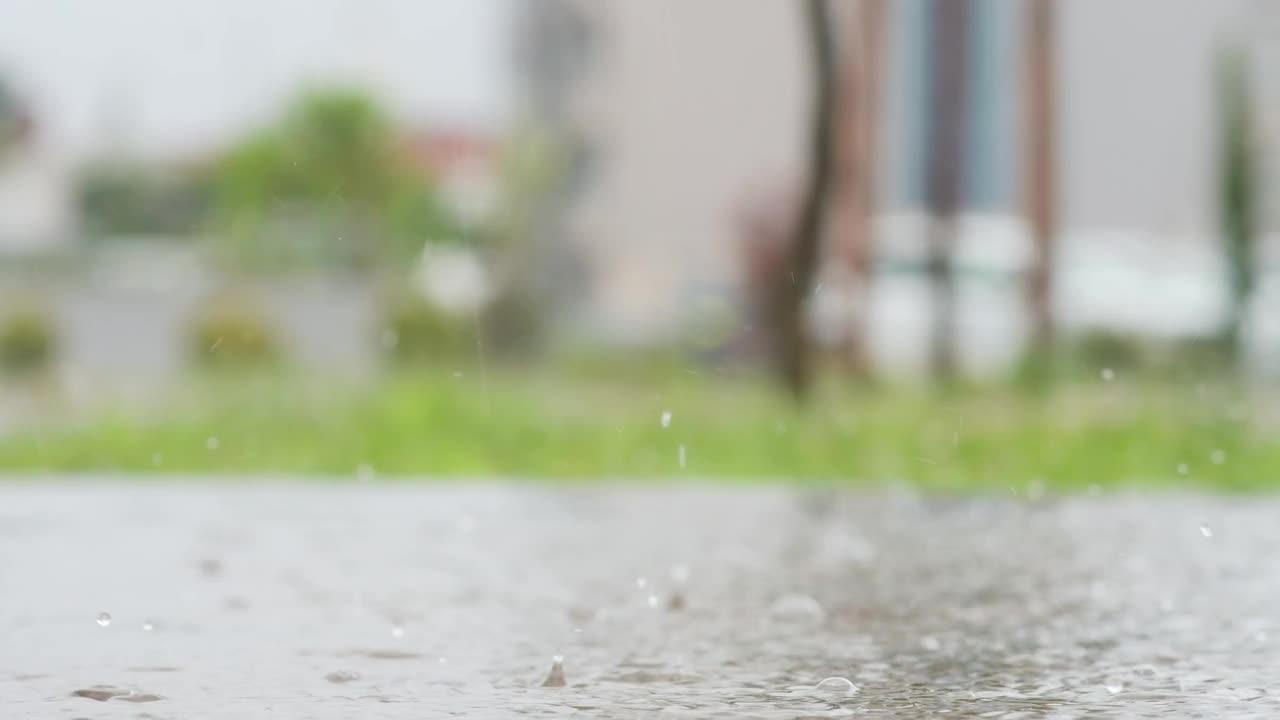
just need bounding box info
[0,0,513,157]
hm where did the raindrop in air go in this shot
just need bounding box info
[647,594,659,609]
[390,625,405,639]
[661,410,672,429]
[96,612,112,627]
[142,620,154,632]
[1210,449,1226,465]
[1101,368,1115,382]
[355,464,376,483]
[814,677,858,694]
[206,436,220,450]
[1177,463,1189,475]
[678,444,687,469]
[635,577,648,590]
[670,563,690,584]
[1199,524,1214,539]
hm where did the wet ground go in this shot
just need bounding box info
[1,482,1278,718]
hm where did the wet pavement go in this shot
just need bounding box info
[1,481,1278,718]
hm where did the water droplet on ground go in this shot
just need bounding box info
[814,676,858,694]
[770,593,825,624]
[661,410,672,428]
[96,612,111,627]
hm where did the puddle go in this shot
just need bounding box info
[2,484,1279,718]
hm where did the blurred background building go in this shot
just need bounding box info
[0,0,1277,386]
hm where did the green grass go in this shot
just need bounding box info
[0,369,1274,490]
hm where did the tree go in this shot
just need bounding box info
[923,0,973,382]
[1217,46,1258,363]
[831,0,887,378]
[213,88,459,269]
[773,0,838,399]
[1022,0,1058,380]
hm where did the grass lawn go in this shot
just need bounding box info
[0,368,1272,490]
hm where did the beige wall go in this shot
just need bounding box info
[564,0,807,340]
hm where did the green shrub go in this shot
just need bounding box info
[1068,329,1145,374]
[189,294,280,370]
[0,307,56,376]
[382,294,474,366]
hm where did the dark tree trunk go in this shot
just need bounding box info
[1023,0,1058,369]
[923,0,972,382]
[774,0,838,398]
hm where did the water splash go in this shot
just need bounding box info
[1200,524,1214,539]
[96,612,111,627]
[541,655,567,688]
[770,593,825,625]
[206,436,220,450]
[814,676,858,694]
[661,410,672,429]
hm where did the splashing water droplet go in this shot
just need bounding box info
[206,436,220,450]
[1105,679,1125,695]
[142,620,154,632]
[660,410,672,429]
[390,625,404,639]
[814,677,858,694]
[670,563,690,584]
[920,635,941,652]
[1177,463,1189,475]
[1101,368,1115,382]
[678,444,687,469]
[770,593,826,624]
[542,655,567,687]
[1200,524,1214,539]
[1210,449,1226,465]
[96,612,111,627]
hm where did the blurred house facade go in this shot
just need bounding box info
[520,0,1276,367]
